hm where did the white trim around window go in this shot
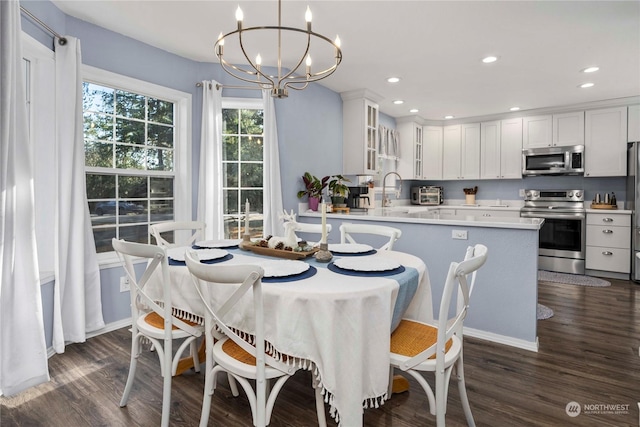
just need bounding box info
[82,65,192,266]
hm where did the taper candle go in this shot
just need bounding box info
[245,199,250,235]
[321,202,327,244]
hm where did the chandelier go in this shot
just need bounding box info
[214,0,342,98]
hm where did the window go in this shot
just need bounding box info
[222,99,264,239]
[83,66,191,254]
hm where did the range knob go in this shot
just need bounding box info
[575,191,582,199]
[568,191,574,197]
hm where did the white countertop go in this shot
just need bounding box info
[299,205,544,230]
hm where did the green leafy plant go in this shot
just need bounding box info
[328,174,351,198]
[296,172,329,199]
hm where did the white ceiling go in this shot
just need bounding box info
[51,0,640,121]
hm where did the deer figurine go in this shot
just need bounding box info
[268,210,299,249]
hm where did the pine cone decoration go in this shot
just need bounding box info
[275,241,284,250]
[284,246,293,251]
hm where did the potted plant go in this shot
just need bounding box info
[328,174,351,207]
[297,172,329,211]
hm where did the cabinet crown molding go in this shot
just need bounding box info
[340,89,383,103]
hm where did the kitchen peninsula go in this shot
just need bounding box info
[298,205,544,351]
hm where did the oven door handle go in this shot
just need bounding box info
[520,212,586,220]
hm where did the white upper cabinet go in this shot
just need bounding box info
[442,125,462,180]
[341,90,381,175]
[397,117,424,179]
[500,118,523,179]
[628,105,640,142]
[422,126,443,180]
[480,118,522,180]
[553,111,584,146]
[585,106,627,177]
[522,115,552,148]
[461,123,481,180]
[480,120,501,179]
[523,111,584,148]
[443,123,480,180]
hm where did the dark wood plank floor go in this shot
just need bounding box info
[2,277,639,426]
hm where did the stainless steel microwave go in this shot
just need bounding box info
[522,145,584,176]
[411,186,443,205]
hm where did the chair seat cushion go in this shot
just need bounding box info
[390,319,452,358]
[144,311,200,330]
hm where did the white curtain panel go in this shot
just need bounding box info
[52,36,104,353]
[262,90,284,237]
[197,81,224,240]
[0,0,50,395]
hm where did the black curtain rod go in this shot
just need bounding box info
[20,6,67,46]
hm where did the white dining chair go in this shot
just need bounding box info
[389,244,488,427]
[150,220,205,248]
[185,251,327,427]
[112,238,203,427]
[294,222,332,243]
[339,222,402,250]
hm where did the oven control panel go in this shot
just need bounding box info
[524,189,583,202]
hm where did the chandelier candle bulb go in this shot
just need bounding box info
[305,6,312,30]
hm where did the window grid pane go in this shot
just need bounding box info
[83,81,176,252]
[222,106,264,239]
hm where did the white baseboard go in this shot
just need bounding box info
[463,326,539,352]
[46,318,133,358]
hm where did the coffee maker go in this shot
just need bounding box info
[346,186,370,210]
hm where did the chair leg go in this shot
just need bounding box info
[228,373,240,396]
[314,385,327,427]
[435,368,447,427]
[456,356,476,427]
[161,338,172,427]
[199,366,218,427]
[120,333,141,407]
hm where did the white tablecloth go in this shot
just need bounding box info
[147,248,432,427]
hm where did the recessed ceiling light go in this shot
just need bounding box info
[482,56,498,63]
[510,107,520,111]
[409,108,419,113]
[582,66,599,73]
[393,100,404,105]
[387,77,400,83]
[444,115,454,119]
[580,83,595,88]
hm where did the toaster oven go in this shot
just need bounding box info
[411,186,443,205]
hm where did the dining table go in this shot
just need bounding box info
[146,241,433,427]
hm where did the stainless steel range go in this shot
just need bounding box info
[520,189,586,274]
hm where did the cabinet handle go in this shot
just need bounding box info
[602,218,613,222]
[602,229,613,234]
[602,251,613,256]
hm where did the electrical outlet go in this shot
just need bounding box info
[452,230,468,240]
[120,276,130,292]
[519,188,525,197]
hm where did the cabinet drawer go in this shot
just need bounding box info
[587,213,629,226]
[585,246,630,273]
[586,225,631,248]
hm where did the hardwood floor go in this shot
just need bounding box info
[2,277,639,426]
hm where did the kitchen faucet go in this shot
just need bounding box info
[381,172,402,207]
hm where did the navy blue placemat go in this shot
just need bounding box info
[327,262,405,277]
[169,253,233,266]
[330,249,377,257]
[192,244,239,250]
[263,266,317,283]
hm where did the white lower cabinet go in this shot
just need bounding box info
[586,213,631,273]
